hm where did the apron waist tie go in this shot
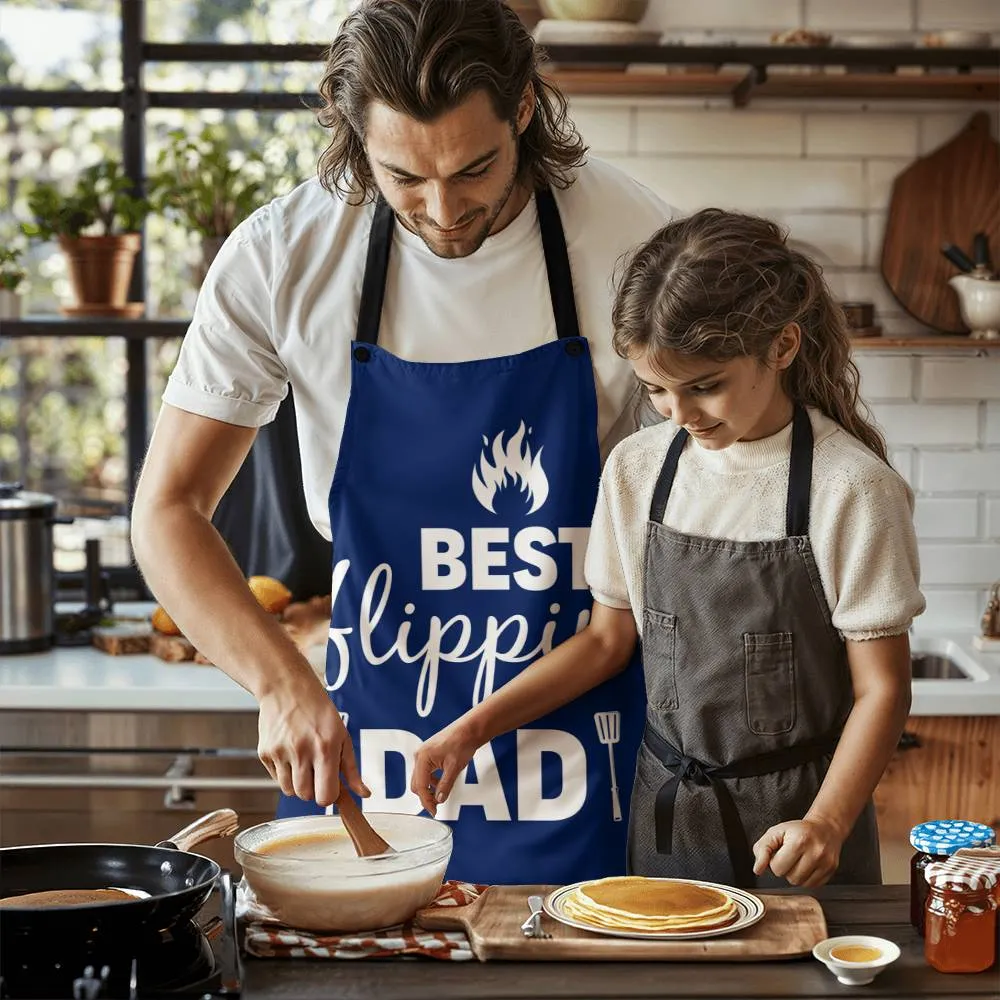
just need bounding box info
[643,723,839,887]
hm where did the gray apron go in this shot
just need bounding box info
[628,406,881,887]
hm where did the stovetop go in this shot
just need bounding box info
[0,872,241,999]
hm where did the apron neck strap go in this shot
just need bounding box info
[784,404,813,537]
[355,196,395,345]
[535,187,581,340]
[648,404,814,537]
[354,188,581,346]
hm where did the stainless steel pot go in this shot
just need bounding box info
[0,482,59,654]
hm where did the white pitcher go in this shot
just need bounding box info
[949,274,1000,340]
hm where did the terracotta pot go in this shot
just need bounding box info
[59,233,140,308]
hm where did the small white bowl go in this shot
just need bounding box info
[813,935,901,986]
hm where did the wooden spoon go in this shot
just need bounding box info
[335,788,394,857]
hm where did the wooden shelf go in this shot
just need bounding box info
[850,335,997,351]
[5,319,995,353]
[1,317,187,340]
[548,69,744,97]
[541,42,999,104]
[752,71,999,101]
[546,69,999,103]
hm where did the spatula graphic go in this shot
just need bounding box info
[594,711,622,822]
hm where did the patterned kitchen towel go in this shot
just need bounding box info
[239,879,486,960]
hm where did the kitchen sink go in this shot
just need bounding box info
[908,637,989,682]
[911,653,971,680]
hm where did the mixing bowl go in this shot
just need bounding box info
[235,812,452,932]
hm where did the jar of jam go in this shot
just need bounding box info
[924,863,997,974]
[910,821,995,935]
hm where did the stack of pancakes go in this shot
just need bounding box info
[562,876,738,933]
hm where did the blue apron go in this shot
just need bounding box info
[278,190,645,884]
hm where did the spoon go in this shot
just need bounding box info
[335,787,395,857]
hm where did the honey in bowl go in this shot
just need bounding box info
[830,945,883,963]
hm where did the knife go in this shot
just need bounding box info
[972,232,993,271]
[941,243,975,273]
[520,894,550,938]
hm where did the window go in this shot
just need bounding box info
[1,108,124,314]
[0,335,127,506]
[1,0,347,588]
[144,0,344,44]
[0,0,121,91]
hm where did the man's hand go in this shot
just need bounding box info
[258,677,368,807]
[752,817,845,887]
[411,719,480,815]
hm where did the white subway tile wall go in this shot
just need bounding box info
[642,0,801,32]
[804,0,914,33]
[987,499,1000,539]
[921,358,1000,400]
[639,0,1000,41]
[567,0,1000,627]
[635,109,803,155]
[805,114,918,158]
[986,404,1000,446]
[857,356,914,399]
[874,404,980,447]
[916,0,1000,32]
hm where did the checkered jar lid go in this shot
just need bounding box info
[909,820,996,855]
[924,858,998,891]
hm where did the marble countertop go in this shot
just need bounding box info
[2,608,998,715]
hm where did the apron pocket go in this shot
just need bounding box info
[744,632,796,735]
[642,609,678,712]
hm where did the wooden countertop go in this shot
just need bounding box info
[240,885,998,999]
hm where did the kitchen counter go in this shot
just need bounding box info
[239,885,997,999]
[3,624,999,714]
[0,643,260,711]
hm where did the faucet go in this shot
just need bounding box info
[982,582,1000,638]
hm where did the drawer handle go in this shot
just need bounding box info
[0,774,274,790]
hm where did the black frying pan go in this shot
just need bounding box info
[0,809,237,946]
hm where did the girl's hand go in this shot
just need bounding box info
[411,720,479,815]
[752,817,844,887]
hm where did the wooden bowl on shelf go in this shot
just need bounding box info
[539,0,649,22]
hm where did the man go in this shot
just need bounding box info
[132,0,676,884]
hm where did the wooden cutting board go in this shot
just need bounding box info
[881,111,1000,334]
[415,885,827,961]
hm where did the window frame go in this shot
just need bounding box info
[0,3,327,495]
[0,1,328,594]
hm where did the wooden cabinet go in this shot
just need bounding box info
[0,710,276,873]
[873,715,1000,882]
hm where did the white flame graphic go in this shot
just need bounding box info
[472,422,549,515]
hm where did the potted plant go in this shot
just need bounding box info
[149,128,273,287]
[21,161,151,316]
[0,245,27,320]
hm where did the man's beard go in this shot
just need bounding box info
[411,161,522,260]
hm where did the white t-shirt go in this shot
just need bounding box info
[164,158,677,540]
[585,409,925,641]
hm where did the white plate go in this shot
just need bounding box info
[543,877,766,940]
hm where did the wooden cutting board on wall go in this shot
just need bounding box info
[881,111,1000,334]
[415,885,827,961]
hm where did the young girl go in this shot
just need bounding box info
[411,208,923,889]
